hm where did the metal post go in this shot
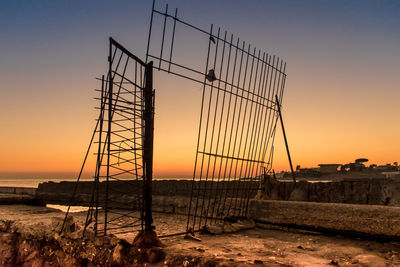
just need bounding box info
[105,43,113,235]
[275,95,296,184]
[94,75,105,235]
[143,61,154,232]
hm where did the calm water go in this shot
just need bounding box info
[0,177,93,188]
[0,177,192,188]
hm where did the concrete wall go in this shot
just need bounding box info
[250,199,400,239]
[0,187,38,205]
[35,180,258,207]
[257,177,400,206]
[0,187,36,196]
[36,177,400,207]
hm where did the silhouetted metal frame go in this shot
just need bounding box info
[146,1,287,233]
[62,38,154,237]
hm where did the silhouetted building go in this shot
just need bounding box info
[318,164,341,174]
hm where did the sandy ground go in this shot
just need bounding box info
[0,205,399,266]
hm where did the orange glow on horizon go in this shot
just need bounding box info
[1,1,399,180]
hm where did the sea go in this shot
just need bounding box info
[0,177,192,188]
[0,177,92,188]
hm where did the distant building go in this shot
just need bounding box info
[318,164,341,174]
[295,167,321,178]
[376,164,398,172]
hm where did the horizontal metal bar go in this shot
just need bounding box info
[152,9,287,76]
[150,63,278,111]
[197,151,266,165]
[110,37,147,66]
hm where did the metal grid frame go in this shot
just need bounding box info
[62,38,155,237]
[146,1,287,232]
[62,0,288,238]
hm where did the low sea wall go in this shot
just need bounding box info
[258,177,400,206]
[0,187,37,205]
[35,177,400,208]
[35,180,258,210]
[0,187,36,196]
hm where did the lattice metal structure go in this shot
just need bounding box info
[62,38,155,236]
[146,1,287,232]
[63,0,288,238]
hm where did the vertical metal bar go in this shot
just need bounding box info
[243,54,272,216]
[143,62,154,232]
[260,56,277,168]
[105,41,113,236]
[168,8,178,73]
[146,0,156,63]
[265,60,284,161]
[140,64,145,231]
[252,54,270,172]
[267,124,278,173]
[220,40,246,219]
[267,146,275,172]
[215,36,240,221]
[239,49,261,179]
[275,95,296,184]
[198,26,221,230]
[229,45,255,216]
[84,83,109,234]
[261,58,282,172]
[186,24,213,232]
[255,55,273,173]
[159,4,168,70]
[134,62,144,232]
[94,75,104,235]
[239,51,265,215]
[204,30,227,225]
[279,63,287,104]
[209,33,233,221]
[246,53,267,184]
[232,47,258,217]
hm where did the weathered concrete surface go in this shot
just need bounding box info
[257,177,400,206]
[1,205,399,266]
[0,187,39,205]
[250,199,400,238]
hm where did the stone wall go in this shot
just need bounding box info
[257,177,400,206]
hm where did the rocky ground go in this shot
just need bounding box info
[0,205,399,266]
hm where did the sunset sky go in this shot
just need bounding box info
[0,0,399,180]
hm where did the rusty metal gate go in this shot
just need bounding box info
[145,1,287,233]
[62,38,155,236]
[63,0,287,238]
